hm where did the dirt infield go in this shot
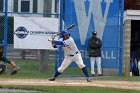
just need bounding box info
[0,78,140,90]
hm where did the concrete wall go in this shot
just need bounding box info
[102,68,118,76]
[123,20,131,76]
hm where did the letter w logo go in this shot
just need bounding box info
[74,0,113,45]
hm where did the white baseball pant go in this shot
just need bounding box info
[90,57,102,75]
[58,53,85,73]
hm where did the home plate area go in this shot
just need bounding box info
[0,78,140,91]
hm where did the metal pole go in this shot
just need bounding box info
[4,0,8,59]
[119,0,124,76]
[54,0,63,72]
[59,0,63,65]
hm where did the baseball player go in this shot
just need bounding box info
[49,31,91,82]
[0,45,20,75]
[87,31,102,76]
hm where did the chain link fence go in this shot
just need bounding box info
[0,0,61,78]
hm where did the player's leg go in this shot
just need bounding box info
[74,54,91,82]
[82,66,91,82]
[49,56,72,81]
[96,57,102,76]
[90,57,96,76]
[0,64,6,74]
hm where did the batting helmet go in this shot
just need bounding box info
[61,31,70,36]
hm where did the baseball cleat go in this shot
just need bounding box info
[87,78,92,82]
[49,77,56,81]
[91,74,95,77]
[98,74,103,76]
[11,66,20,75]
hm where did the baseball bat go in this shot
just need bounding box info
[48,24,76,42]
[66,24,76,30]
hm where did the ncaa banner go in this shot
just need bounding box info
[64,0,120,68]
[14,17,59,50]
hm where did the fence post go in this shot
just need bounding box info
[4,0,8,58]
[119,0,124,76]
[55,0,63,72]
[40,50,49,72]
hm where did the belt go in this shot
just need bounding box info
[69,51,78,57]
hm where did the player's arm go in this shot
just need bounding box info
[51,39,57,48]
[52,38,65,48]
[88,39,95,48]
[54,40,64,45]
[96,38,102,48]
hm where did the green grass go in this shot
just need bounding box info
[0,59,140,82]
[1,59,140,93]
[0,59,54,79]
[0,85,140,93]
[0,59,88,79]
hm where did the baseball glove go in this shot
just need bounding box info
[11,66,20,75]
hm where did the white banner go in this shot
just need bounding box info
[14,17,59,50]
